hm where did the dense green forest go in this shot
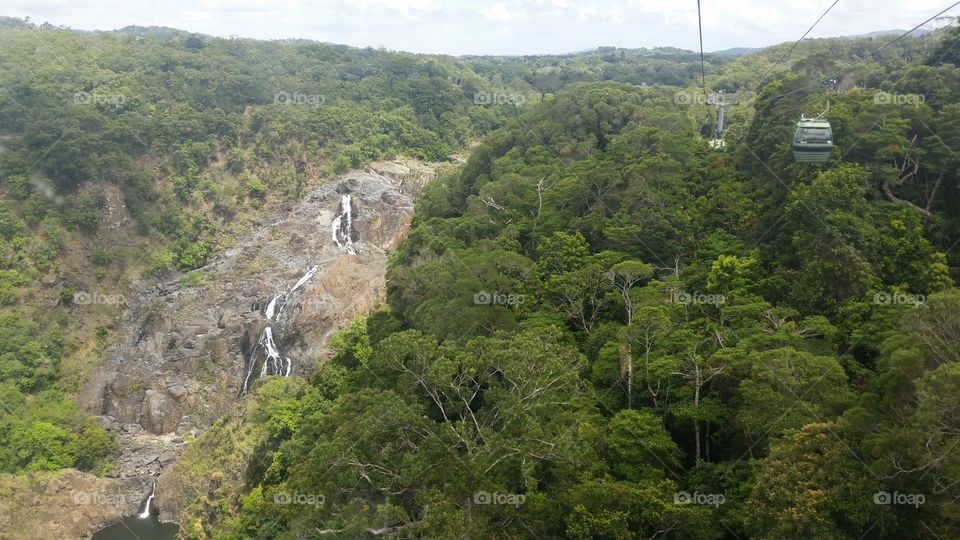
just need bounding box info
[2,14,960,539]
[162,25,960,540]
[0,16,731,478]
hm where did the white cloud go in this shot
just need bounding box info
[353,0,439,13]
[3,0,957,55]
[484,2,513,22]
[606,3,623,20]
[577,3,597,21]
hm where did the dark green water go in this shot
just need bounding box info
[91,515,178,540]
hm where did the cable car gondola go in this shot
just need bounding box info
[792,117,833,164]
[707,90,737,150]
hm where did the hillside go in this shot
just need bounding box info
[165,29,960,540]
[0,14,958,540]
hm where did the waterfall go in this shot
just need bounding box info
[241,190,359,397]
[241,342,257,396]
[264,294,282,320]
[342,194,355,255]
[288,265,318,296]
[332,194,356,255]
[240,266,319,397]
[331,215,342,247]
[262,327,281,369]
[243,327,288,395]
[272,265,317,321]
[138,479,156,519]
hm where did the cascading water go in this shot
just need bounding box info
[264,294,282,320]
[241,193,359,396]
[331,194,357,255]
[240,265,318,397]
[138,479,156,519]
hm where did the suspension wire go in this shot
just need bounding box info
[757,0,841,87]
[697,0,707,95]
[759,1,960,104]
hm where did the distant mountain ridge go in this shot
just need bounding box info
[0,16,940,58]
[709,46,761,56]
[849,28,931,39]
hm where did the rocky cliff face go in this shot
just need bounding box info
[60,160,435,536]
[79,162,429,433]
[0,470,150,539]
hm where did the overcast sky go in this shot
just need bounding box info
[4,0,958,55]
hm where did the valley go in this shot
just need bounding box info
[0,159,435,538]
[1,11,959,539]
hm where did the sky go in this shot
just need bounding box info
[4,0,958,56]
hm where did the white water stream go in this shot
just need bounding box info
[331,194,356,255]
[137,479,156,519]
[241,192,358,396]
[240,265,318,396]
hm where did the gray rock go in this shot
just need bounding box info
[73,160,435,527]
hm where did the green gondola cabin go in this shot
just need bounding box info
[792,118,833,163]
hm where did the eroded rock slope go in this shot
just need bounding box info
[55,160,433,537]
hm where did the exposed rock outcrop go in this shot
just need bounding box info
[67,159,435,534]
[0,470,150,539]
